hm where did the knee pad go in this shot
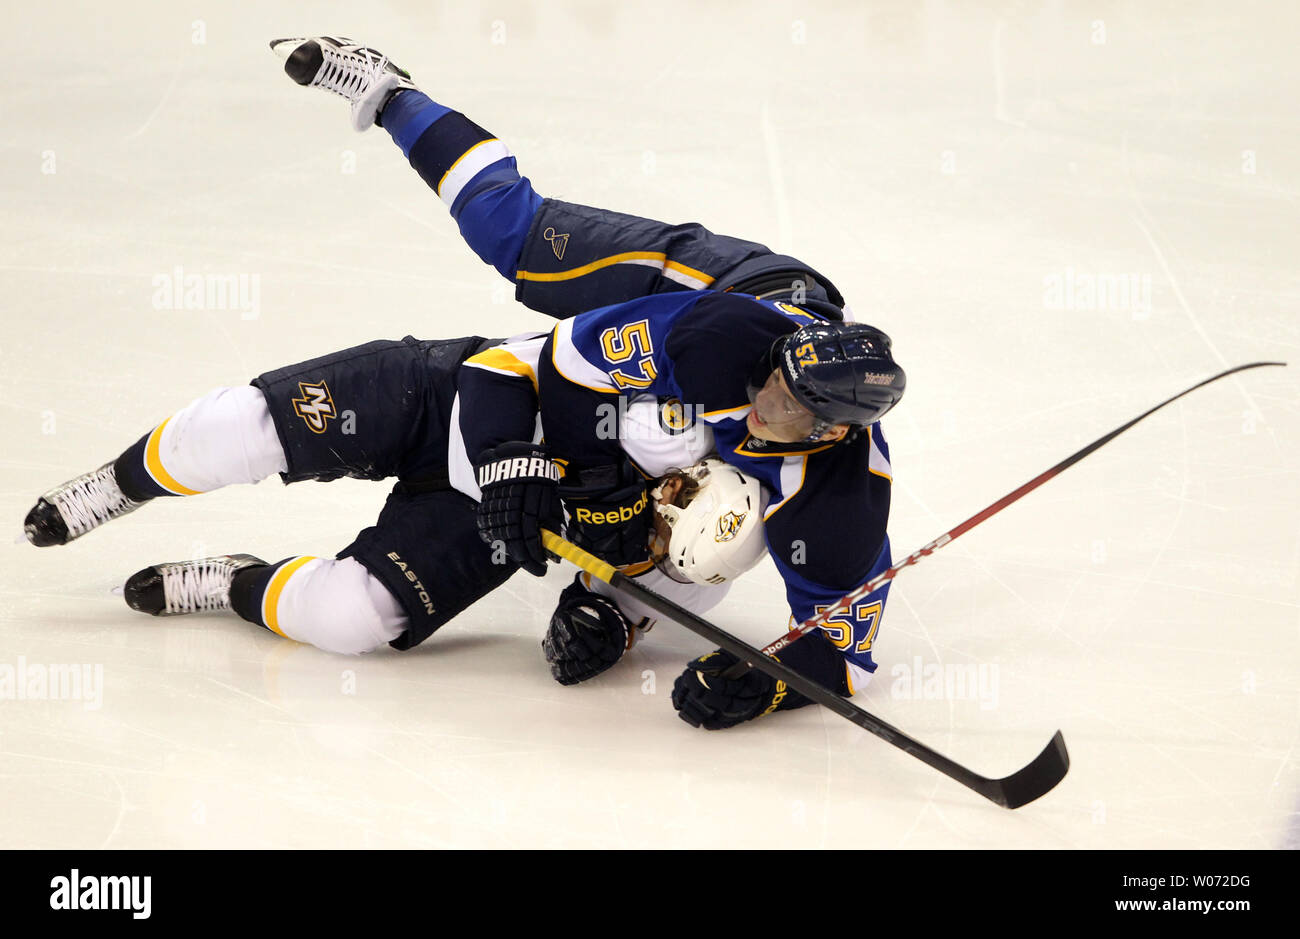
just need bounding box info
[270,557,408,655]
[159,386,287,492]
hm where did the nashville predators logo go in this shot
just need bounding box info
[291,381,337,434]
[714,510,747,543]
[543,227,570,261]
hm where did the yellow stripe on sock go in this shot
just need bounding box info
[145,418,202,495]
[261,556,318,638]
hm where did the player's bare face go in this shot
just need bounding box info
[650,475,685,550]
[746,371,822,442]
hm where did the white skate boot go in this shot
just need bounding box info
[270,36,417,131]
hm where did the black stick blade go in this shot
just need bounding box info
[987,731,1070,809]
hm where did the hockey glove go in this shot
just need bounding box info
[542,575,635,685]
[559,461,654,567]
[474,442,564,577]
[671,630,846,730]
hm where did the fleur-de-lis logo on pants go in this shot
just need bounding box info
[543,227,570,261]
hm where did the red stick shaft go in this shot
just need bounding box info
[747,361,1285,660]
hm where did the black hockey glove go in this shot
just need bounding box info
[474,442,564,577]
[542,575,635,685]
[559,461,654,567]
[671,630,846,730]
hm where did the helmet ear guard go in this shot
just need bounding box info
[651,459,769,586]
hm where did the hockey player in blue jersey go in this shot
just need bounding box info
[269,37,908,730]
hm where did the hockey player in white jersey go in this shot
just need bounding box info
[22,332,767,677]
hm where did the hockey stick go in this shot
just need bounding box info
[541,529,1070,809]
[731,360,1287,666]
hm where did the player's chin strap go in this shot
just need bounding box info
[801,418,835,443]
[540,528,1069,809]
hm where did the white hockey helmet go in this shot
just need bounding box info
[652,458,769,586]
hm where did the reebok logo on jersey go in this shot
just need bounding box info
[291,381,338,434]
[862,372,897,385]
[477,457,562,487]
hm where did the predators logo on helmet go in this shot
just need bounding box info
[714,510,747,543]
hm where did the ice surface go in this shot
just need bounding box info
[1,0,1296,848]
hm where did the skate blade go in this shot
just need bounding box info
[268,37,306,60]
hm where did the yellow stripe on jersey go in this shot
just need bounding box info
[261,556,317,638]
[517,251,715,288]
[774,302,820,321]
[465,347,539,393]
[145,418,201,496]
[733,440,836,458]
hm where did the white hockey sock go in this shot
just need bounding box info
[143,386,288,494]
[260,556,409,655]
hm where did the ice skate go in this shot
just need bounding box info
[24,462,146,547]
[270,35,416,130]
[124,554,267,617]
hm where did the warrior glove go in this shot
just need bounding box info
[474,442,564,577]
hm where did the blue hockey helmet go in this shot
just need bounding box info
[774,322,906,427]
